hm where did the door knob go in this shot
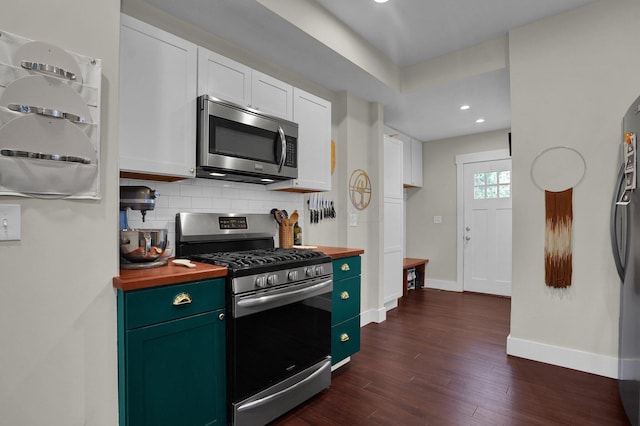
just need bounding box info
[465,235,471,241]
[466,226,471,231]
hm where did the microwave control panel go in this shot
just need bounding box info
[285,137,297,167]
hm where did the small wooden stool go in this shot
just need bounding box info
[403,258,429,297]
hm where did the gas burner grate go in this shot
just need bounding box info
[188,248,327,273]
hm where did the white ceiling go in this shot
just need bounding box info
[145,0,596,142]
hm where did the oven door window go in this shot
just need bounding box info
[210,116,280,165]
[230,291,331,402]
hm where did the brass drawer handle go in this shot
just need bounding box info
[341,263,350,272]
[340,333,350,342]
[341,291,350,300]
[173,292,192,306]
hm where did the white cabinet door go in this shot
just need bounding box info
[197,47,251,107]
[385,136,404,200]
[400,137,423,188]
[383,136,404,307]
[119,15,197,179]
[267,88,331,192]
[410,138,423,187]
[251,70,293,121]
[401,136,412,186]
[197,50,292,121]
[384,201,404,304]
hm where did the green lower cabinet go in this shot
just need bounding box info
[331,316,361,364]
[118,279,226,426]
[331,256,361,365]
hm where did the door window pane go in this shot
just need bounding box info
[474,170,511,200]
[499,184,511,198]
[486,172,498,185]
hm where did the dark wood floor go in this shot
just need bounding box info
[271,289,630,425]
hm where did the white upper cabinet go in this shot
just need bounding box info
[267,88,332,192]
[251,70,293,121]
[119,15,198,179]
[386,126,422,188]
[406,138,423,188]
[197,47,250,107]
[197,47,293,121]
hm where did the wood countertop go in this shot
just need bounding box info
[299,246,364,259]
[113,247,363,291]
[113,260,227,292]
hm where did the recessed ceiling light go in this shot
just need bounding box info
[475,118,485,124]
[460,105,470,110]
[374,0,389,3]
[260,178,275,182]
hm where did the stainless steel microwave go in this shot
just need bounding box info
[196,95,298,184]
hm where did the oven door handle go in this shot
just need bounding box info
[237,279,332,309]
[237,357,331,413]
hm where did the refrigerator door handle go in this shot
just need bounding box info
[611,163,627,281]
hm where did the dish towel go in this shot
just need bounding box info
[544,188,573,288]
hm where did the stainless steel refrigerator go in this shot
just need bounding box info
[612,95,640,426]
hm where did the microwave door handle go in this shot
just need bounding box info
[277,125,286,172]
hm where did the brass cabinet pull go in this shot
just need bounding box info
[340,333,350,342]
[341,263,350,272]
[341,291,350,300]
[173,292,192,306]
[218,313,225,321]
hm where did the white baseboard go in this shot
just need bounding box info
[425,279,462,292]
[360,307,386,326]
[506,334,619,379]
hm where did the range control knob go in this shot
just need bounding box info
[315,266,323,276]
[267,274,278,285]
[306,267,314,277]
[255,276,268,288]
[288,271,298,281]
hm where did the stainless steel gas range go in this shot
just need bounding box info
[175,212,333,426]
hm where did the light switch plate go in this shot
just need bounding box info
[433,215,442,224]
[349,213,358,227]
[0,204,21,241]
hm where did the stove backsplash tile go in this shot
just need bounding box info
[120,177,304,248]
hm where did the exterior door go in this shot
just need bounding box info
[463,159,512,296]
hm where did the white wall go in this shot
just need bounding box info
[405,129,509,287]
[508,0,640,377]
[331,93,386,324]
[0,1,120,425]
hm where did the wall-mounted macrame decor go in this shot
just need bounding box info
[531,146,586,288]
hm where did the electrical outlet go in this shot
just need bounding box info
[349,213,358,227]
[433,215,442,224]
[0,204,21,241]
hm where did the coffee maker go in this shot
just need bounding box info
[119,186,168,269]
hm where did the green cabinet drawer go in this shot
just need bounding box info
[332,256,361,282]
[331,316,361,365]
[124,279,225,329]
[332,276,361,326]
